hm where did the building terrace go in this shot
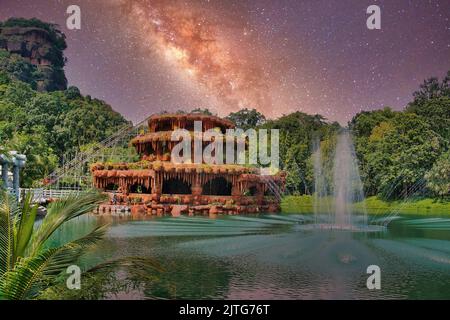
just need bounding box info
[91,113,285,216]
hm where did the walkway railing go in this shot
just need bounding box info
[19,188,84,203]
[44,116,151,189]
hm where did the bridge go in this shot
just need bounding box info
[43,117,150,190]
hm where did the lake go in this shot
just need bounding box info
[49,213,450,299]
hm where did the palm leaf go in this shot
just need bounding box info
[0,224,107,300]
[0,192,16,277]
[14,193,38,259]
[28,191,106,256]
[40,224,108,278]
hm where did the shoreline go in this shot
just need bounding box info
[281,195,450,215]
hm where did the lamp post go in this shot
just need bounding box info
[0,154,9,188]
[12,152,27,199]
[0,151,26,200]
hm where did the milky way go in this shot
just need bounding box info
[119,0,275,115]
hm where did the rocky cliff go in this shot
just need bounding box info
[0,18,67,91]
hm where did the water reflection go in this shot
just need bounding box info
[48,213,450,299]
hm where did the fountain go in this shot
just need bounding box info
[308,131,381,232]
[312,137,330,224]
[332,131,367,227]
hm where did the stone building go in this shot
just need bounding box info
[91,114,285,216]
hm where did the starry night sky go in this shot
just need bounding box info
[1,0,449,124]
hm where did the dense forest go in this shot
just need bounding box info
[0,18,448,201]
[224,75,450,201]
[220,79,449,201]
[0,48,130,186]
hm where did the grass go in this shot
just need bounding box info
[281,195,450,215]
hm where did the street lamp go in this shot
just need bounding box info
[0,151,27,200]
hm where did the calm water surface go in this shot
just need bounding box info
[49,213,450,299]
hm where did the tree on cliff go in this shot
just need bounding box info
[0,18,67,91]
[0,18,67,52]
[0,25,130,187]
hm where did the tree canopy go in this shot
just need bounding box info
[226,108,266,130]
[349,72,449,199]
[0,51,129,187]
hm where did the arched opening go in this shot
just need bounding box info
[156,120,172,132]
[130,183,150,194]
[105,183,119,192]
[203,177,232,196]
[144,143,154,156]
[162,178,191,195]
[249,186,258,196]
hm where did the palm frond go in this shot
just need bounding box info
[0,224,107,300]
[14,193,38,259]
[0,192,17,277]
[29,191,106,255]
[40,224,108,278]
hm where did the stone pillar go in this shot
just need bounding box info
[1,160,8,189]
[231,185,241,196]
[12,164,20,198]
[11,153,26,200]
[152,173,163,201]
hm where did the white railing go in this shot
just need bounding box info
[19,188,83,203]
[45,116,150,188]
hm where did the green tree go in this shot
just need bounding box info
[349,107,398,195]
[409,70,450,108]
[284,147,304,195]
[1,80,36,108]
[425,150,450,198]
[406,96,450,141]
[0,76,129,186]
[349,107,397,138]
[405,70,450,141]
[365,113,443,199]
[226,108,266,130]
[6,129,58,187]
[261,112,339,195]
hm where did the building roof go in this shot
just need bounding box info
[147,113,235,130]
